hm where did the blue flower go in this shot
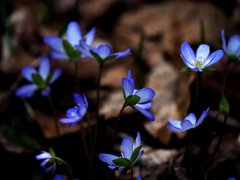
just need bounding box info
[36,151,56,174]
[76,40,131,64]
[167,107,210,131]
[180,42,224,72]
[227,178,236,180]
[60,93,88,127]
[15,56,62,98]
[136,176,142,180]
[44,21,96,60]
[122,70,155,121]
[221,29,240,60]
[99,132,144,170]
[54,175,79,180]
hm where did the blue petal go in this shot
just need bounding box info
[97,45,111,59]
[180,120,193,130]
[128,70,132,79]
[40,159,49,168]
[134,88,155,103]
[50,50,69,60]
[204,50,224,67]
[122,137,133,159]
[135,103,152,109]
[228,178,236,180]
[108,165,117,169]
[84,27,96,45]
[15,84,38,98]
[50,68,62,84]
[136,176,142,180]
[44,163,56,174]
[122,77,134,97]
[21,66,37,82]
[44,36,65,53]
[112,49,131,59]
[83,93,88,109]
[73,93,84,106]
[39,56,50,80]
[99,153,119,166]
[180,54,195,68]
[69,120,81,128]
[133,150,144,165]
[67,21,82,46]
[167,124,185,131]
[76,40,93,58]
[190,68,202,72]
[169,118,182,129]
[60,118,78,124]
[184,113,196,126]
[134,104,155,121]
[135,132,141,149]
[40,86,51,97]
[195,107,209,127]
[66,108,78,118]
[227,35,240,55]
[36,151,51,160]
[180,42,195,67]
[221,30,227,52]
[54,175,64,180]
[196,44,210,60]
[77,106,87,118]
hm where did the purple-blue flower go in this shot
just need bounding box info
[99,132,144,170]
[15,56,62,98]
[76,40,131,64]
[54,175,79,180]
[167,107,210,131]
[60,93,88,127]
[137,176,142,180]
[36,151,56,174]
[180,42,224,72]
[122,70,155,121]
[44,21,96,60]
[221,29,240,60]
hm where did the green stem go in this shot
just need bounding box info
[131,167,133,179]
[196,72,202,117]
[112,102,126,152]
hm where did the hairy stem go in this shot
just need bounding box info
[196,72,202,117]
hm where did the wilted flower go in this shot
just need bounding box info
[167,107,210,131]
[44,21,96,61]
[60,93,88,127]
[36,151,56,174]
[180,42,224,72]
[121,70,155,121]
[221,29,240,60]
[15,56,62,98]
[76,40,131,64]
[99,132,144,170]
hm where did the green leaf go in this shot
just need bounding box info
[121,167,130,175]
[49,147,55,157]
[228,55,239,62]
[103,55,116,62]
[119,81,126,100]
[90,50,103,64]
[219,95,230,116]
[31,74,45,88]
[62,40,75,58]
[45,158,55,168]
[202,67,215,72]
[125,95,140,106]
[112,158,131,167]
[180,67,191,73]
[130,145,142,164]
[45,71,54,85]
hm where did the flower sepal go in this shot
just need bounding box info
[49,147,56,157]
[89,50,117,65]
[130,145,142,164]
[121,167,131,175]
[62,40,81,62]
[228,55,239,62]
[202,67,215,72]
[125,95,140,106]
[45,158,55,168]
[219,95,230,116]
[180,67,191,73]
[112,158,131,167]
[31,74,45,88]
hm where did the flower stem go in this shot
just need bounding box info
[74,61,79,92]
[196,72,202,117]
[204,115,228,172]
[79,121,90,162]
[85,114,92,151]
[112,102,126,152]
[189,130,194,180]
[131,167,134,179]
[93,64,103,156]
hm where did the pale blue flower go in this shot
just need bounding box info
[36,151,56,174]
[221,29,240,60]
[44,21,96,60]
[60,93,88,127]
[15,56,62,98]
[180,42,224,71]
[99,132,144,170]
[167,107,210,131]
[122,70,155,121]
